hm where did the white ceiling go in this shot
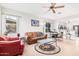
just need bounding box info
[1,3,79,20]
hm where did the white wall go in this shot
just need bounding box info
[19,16,44,36]
[0,5,60,37]
[0,7,54,36]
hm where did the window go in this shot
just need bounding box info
[2,14,19,36]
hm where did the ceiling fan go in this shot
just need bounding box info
[44,3,64,13]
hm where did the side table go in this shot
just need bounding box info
[20,36,27,43]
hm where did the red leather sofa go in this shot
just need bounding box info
[0,36,24,56]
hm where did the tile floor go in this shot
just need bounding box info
[22,39,79,56]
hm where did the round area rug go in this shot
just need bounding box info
[35,43,61,55]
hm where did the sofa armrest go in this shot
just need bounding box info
[19,40,24,55]
[45,34,47,38]
[20,40,24,44]
[27,36,32,41]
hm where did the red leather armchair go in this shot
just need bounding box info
[0,36,24,56]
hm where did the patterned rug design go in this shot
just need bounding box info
[35,43,61,55]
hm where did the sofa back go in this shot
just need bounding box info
[26,32,44,38]
[37,32,44,37]
[26,32,37,38]
[0,37,5,41]
[0,36,19,41]
[7,37,19,41]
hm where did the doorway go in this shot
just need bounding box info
[73,25,79,37]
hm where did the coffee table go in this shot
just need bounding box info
[35,38,61,55]
[38,38,57,46]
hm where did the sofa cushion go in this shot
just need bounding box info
[0,36,9,41]
[0,36,19,41]
[37,32,44,37]
[7,37,19,41]
[32,32,38,38]
[0,37,5,41]
[0,40,20,44]
[26,32,33,38]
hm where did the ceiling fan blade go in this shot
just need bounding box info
[52,9,56,13]
[54,5,64,9]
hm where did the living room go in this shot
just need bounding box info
[0,3,79,56]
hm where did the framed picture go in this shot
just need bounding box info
[31,19,39,26]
